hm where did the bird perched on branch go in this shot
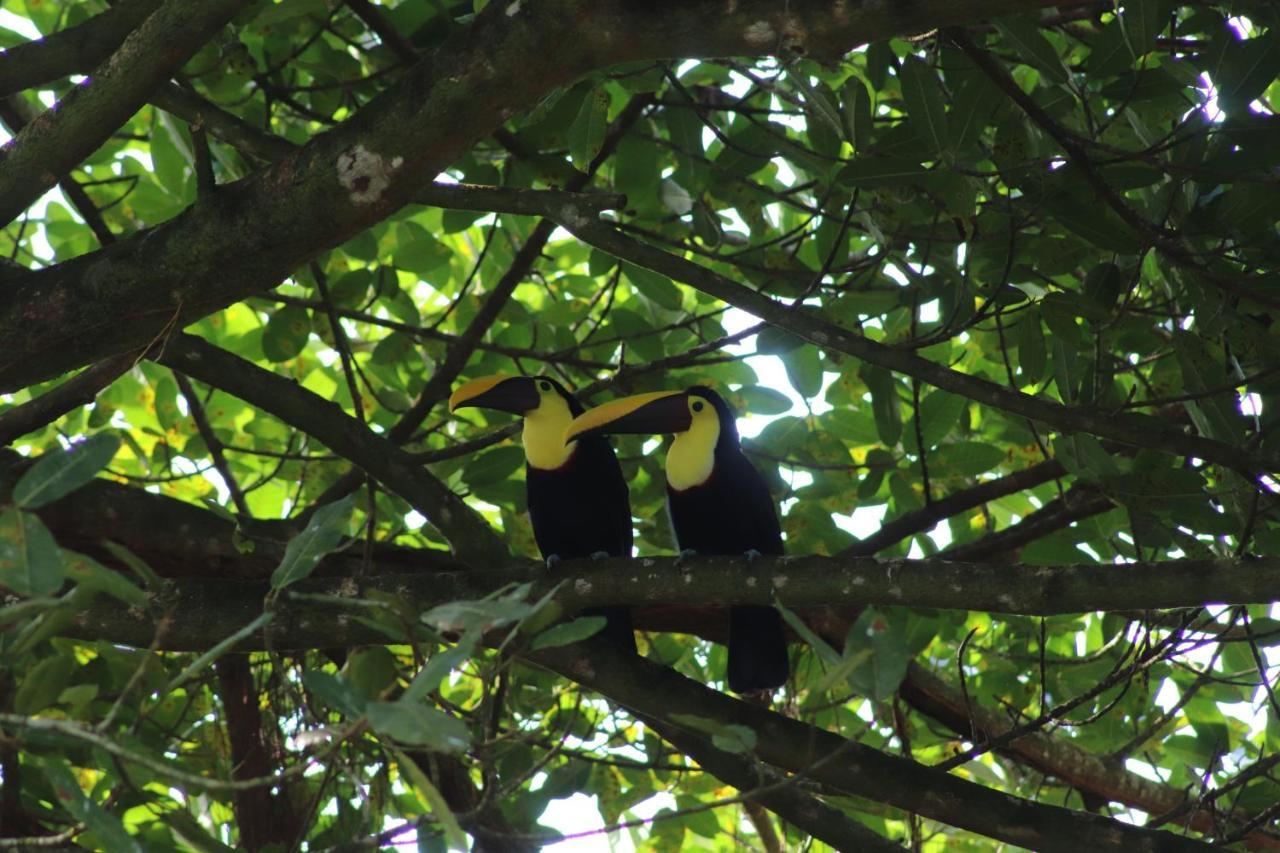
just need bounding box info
[450,375,635,652]
[564,386,788,694]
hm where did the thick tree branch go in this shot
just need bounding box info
[639,715,902,852]
[151,79,628,219]
[57,555,1280,651]
[842,458,1068,556]
[0,0,1086,391]
[940,485,1113,561]
[0,354,135,447]
[0,448,466,581]
[215,657,302,851]
[0,0,164,98]
[533,641,1211,853]
[0,96,117,246]
[556,215,1280,475]
[899,663,1275,845]
[154,334,508,565]
[343,0,417,64]
[949,28,1280,312]
[0,0,249,226]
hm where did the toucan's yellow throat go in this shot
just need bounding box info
[522,392,576,470]
[563,389,722,490]
[450,375,577,470]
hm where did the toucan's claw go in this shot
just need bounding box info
[544,554,562,570]
[590,550,610,561]
[743,548,763,562]
[675,548,698,568]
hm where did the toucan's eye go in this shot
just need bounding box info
[692,400,704,413]
[539,381,552,393]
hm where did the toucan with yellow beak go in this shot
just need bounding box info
[563,386,788,694]
[449,375,635,652]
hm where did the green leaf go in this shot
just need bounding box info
[270,495,355,590]
[530,615,606,650]
[899,56,950,155]
[262,305,312,362]
[63,551,148,606]
[461,445,525,488]
[345,646,400,699]
[13,433,120,509]
[776,601,841,666]
[14,654,76,714]
[735,385,793,416]
[789,71,844,141]
[756,326,805,355]
[668,714,758,754]
[843,608,910,701]
[421,585,535,635]
[151,115,191,200]
[781,346,823,398]
[841,76,873,150]
[916,390,968,450]
[931,442,1006,477]
[623,263,683,310]
[569,86,610,169]
[40,761,143,853]
[862,365,902,447]
[994,16,1069,84]
[303,670,367,717]
[392,746,469,850]
[1217,30,1280,114]
[1171,331,1246,443]
[394,229,454,276]
[1016,308,1047,385]
[366,699,472,751]
[403,635,479,703]
[0,508,64,597]
[1054,434,1121,481]
[1120,0,1170,56]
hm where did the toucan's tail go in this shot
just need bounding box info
[585,605,637,655]
[728,605,788,693]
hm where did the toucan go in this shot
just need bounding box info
[563,386,788,694]
[449,375,636,653]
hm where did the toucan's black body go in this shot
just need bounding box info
[525,396,633,563]
[566,387,788,693]
[667,391,788,694]
[528,431,636,653]
[450,376,635,653]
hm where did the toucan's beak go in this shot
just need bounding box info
[563,391,691,445]
[449,375,540,415]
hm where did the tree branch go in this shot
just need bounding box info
[0,354,135,448]
[0,0,164,98]
[0,0,1089,391]
[532,641,1212,853]
[55,554,1280,651]
[940,485,1113,561]
[638,715,902,852]
[899,663,1276,846]
[153,334,508,565]
[554,215,1280,476]
[0,0,249,226]
[842,458,1068,556]
[0,96,117,246]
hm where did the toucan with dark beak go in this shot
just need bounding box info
[449,375,635,652]
[563,386,787,694]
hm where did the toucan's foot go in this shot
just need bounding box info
[590,550,610,561]
[675,548,698,567]
[738,687,777,703]
[743,548,763,562]
[544,554,562,570]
